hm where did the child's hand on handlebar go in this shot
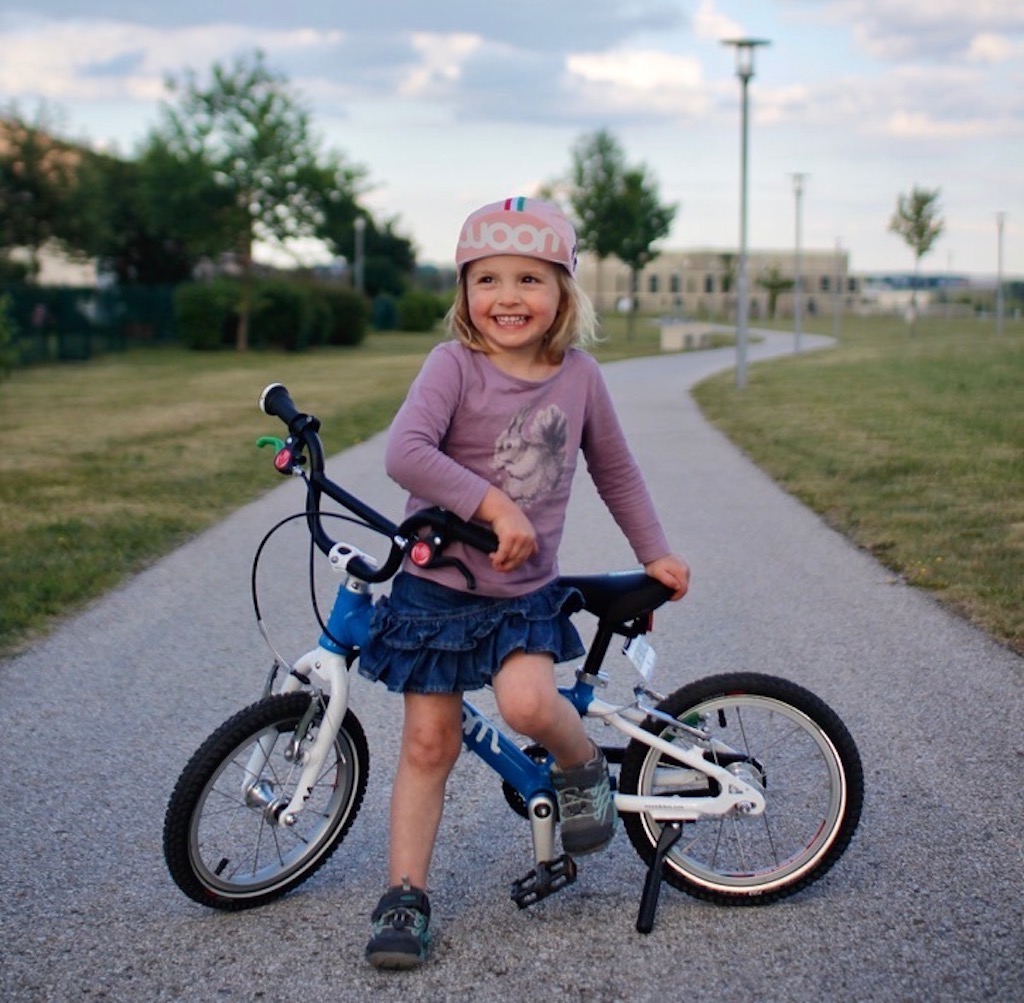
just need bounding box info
[644,553,691,601]
[475,487,538,573]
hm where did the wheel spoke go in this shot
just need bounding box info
[164,693,368,909]
[620,673,862,904]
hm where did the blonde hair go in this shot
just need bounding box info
[446,265,600,364]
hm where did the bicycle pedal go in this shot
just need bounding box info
[511,854,577,909]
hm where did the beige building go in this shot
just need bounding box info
[577,246,857,320]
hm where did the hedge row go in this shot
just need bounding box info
[175,279,371,351]
[176,280,453,350]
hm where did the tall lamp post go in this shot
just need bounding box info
[833,237,843,340]
[996,211,1006,336]
[791,172,807,353]
[354,215,366,295]
[723,38,770,388]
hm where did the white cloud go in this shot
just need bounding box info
[966,32,1020,63]
[753,83,813,126]
[400,33,483,98]
[823,0,1024,62]
[567,48,703,93]
[885,110,996,141]
[692,0,744,42]
[0,18,342,103]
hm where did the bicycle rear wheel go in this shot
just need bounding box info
[620,672,862,905]
[163,692,369,910]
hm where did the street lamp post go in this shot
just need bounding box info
[354,216,366,295]
[723,38,770,388]
[833,237,843,340]
[791,172,807,353]
[996,211,1006,336]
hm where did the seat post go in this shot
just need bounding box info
[578,622,615,680]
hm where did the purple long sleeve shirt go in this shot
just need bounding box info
[385,341,671,596]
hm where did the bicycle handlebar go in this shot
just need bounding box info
[259,383,498,586]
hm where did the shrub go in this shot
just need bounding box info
[0,257,30,284]
[371,293,398,331]
[251,280,313,352]
[304,287,334,348]
[174,281,239,350]
[320,287,369,346]
[397,290,442,333]
[0,294,18,376]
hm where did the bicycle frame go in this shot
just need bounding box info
[258,564,766,857]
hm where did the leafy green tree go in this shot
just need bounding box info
[0,105,80,277]
[615,167,676,338]
[555,130,675,324]
[756,266,795,319]
[135,134,239,272]
[364,220,416,297]
[718,253,736,294]
[562,129,629,311]
[567,130,629,256]
[889,185,944,331]
[147,49,361,349]
[65,149,194,284]
[319,207,415,298]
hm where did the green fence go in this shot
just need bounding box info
[2,284,178,365]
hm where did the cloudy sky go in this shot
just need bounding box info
[1,1,1021,276]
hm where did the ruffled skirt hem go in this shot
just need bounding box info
[358,573,584,694]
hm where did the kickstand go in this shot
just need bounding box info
[636,822,682,934]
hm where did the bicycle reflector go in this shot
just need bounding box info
[409,540,434,566]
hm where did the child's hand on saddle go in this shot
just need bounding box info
[644,554,691,601]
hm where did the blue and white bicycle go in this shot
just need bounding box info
[163,384,863,931]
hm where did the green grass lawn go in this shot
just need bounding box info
[693,314,1023,656]
[0,318,666,655]
[1,312,1021,658]
[0,332,444,655]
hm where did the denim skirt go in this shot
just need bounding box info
[358,572,585,694]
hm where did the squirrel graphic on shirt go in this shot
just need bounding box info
[492,404,568,507]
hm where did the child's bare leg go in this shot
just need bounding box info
[493,650,616,855]
[388,692,463,888]
[491,651,593,767]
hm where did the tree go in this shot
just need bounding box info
[0,109,194,285]
[757,266,795,319]
[318,199,415,298]
[615,168,676,338]
[147,49,360,349]
[563,129,629,311]
[557,129,676,323]
[889,185,944,331]
[0,105,82,278]
[64,149,195,284]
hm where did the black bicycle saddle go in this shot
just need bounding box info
[559,571,672,625]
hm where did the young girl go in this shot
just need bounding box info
[360,197,690,969]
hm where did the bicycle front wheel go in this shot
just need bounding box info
[163,692,369,910]
[620,672,863,905]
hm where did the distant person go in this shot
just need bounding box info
[359,197,690,969]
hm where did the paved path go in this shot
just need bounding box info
[2,332,1021,1002]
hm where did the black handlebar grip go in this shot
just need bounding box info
[259,383,301,425]
[451,519,499,555]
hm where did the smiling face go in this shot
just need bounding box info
[464,255,564,368]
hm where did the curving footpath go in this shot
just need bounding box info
[1,330,1021,1002]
